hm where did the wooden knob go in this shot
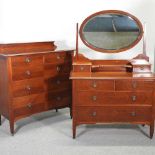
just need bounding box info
[25,57,31,63]
[57,55,60,60]
[131,95,136,101]
[132,82,137,88]
[91,111,97,117]
[131,112,136,116]
[25,70,31,76]
[92,96,97,101]
[80,66,84,71]
[27,103,32,109]
[56,66,60,72]
[92,82,97,88]
[26,85,31,91]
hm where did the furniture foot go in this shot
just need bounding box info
[73,121,76,139]
[150,122,154,139]
[55,109,58,112]
[70,108,72,119]
[0,115,1,125]
[9,120,14,136]
[142,124,145,127]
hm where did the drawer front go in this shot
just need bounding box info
[45,74,71,91]
[46,89,71,109]
[75,106,151,123]
[44,52,72,64]
[44,63,71,78]
[12,78,44,97]
[76,91,152,106]
[115,80,154,91]
[13,93,45,120]
[133,66,151,73]
[12,66,44,81]
[76,80,114,91]
[11,55,43,67]
[73,65,91,72]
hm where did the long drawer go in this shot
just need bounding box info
[75,106,151,123]
[12,78,44,97]
[115,80,154,91]
[46,89,71,109]
[76,80,114,91]
[13,93,45,120]
[76,91,152,105]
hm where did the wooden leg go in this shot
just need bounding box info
[9,120,14,136]
[70,108,72,119]
[0,115,1,125]
[150,121,154,139]
[73,121,76,139]
[55,109,58,112]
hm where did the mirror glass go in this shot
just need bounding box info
[80,11,143,53]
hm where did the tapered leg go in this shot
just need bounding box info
[9,120,14,136]
[70,108,72,119]
[150,121,154,139]
[55,109,58,112]
[73,121,76,139]
[0,115,1,125]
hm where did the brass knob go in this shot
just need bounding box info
[80,66,84,71]
[57,96,61,101]
[131,95,136,101]
[27,103,32,109]
[25,70,31,76]
[132,82,137,89]
[91,111,97,117]
[131,112,136,116]
[25,57,31,63]
[92,96,97,101]
[56,66,60,72]
[26,85,31,91]
[92,82,97,88]
[56,80,61,85]
[56,55,60,60]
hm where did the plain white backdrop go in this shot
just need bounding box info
[0,0,155,68]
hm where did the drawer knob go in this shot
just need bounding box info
[57,55,61,60]
[56,80,61,85]
[92,96,97,101]
[91,111,97,117]
[25,57,31,63]
[80,66,84,71]
[56,66,60,72]
[140,67,144,70]
[92,82,97,88]
[25,70,31,76]
[131,95,136,101]
[26,85,31,91]
[132,82,137,89]
[131,112,136,117]
[27,103,32,109]
[57,96,61,101]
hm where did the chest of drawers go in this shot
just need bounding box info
[0,42,73,135]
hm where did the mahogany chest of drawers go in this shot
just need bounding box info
[0,42,73,135]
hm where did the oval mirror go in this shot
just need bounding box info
[79,10,143,53]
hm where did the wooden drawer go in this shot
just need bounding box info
[115,80,154,91]
[76,80,114,91]
[44,52,72,64]
[13,93,45,120]
[11,55,43,67]
[46,89,71,109]
[12,78,44,97]
[44,63,71,78]
[76,91,152,106]
[12,66,44,81]
[75,106,151,123]
[45,74,71,91]
[73,65,91,72]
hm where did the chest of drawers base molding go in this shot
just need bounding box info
[71,78,155,139]
[0,42,73,135]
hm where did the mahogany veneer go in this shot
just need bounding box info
[0,42,73,135]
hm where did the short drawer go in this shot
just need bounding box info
[76,91,152,106]
[45,74,71,91]
[12,78,44,97]
[46,89,71,109]
[44,63,71,78]
[12,66,44,81]
[44,52,72,64]
[13,93,45,120]
[115,80,154,91]
[11,55,43,67]
[133,65,151,73]
[75,106,151,123]
[76,80,114,91]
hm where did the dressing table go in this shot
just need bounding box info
[70,10,155,138]
[0,41,73,135]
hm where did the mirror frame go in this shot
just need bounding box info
[79,10,143,53]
